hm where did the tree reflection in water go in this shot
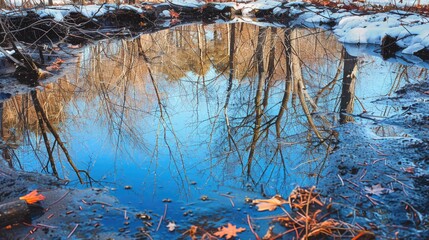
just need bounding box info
[0,23,425,199]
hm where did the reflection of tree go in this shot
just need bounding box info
[31,90,85,183]
[0,25,353,189]
[0,80,89,183]
[339,48,358,124]
[247,26,267,176]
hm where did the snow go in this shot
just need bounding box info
[119,5,144,14]
[160,9,171,18]
[244,0,281,10]
[74,5,108,19]
[0,50,15,59]
[273,7,287,16]
[36,7,73,21]
[334,11,429,55]
[169,0,205,8]
[1,0,429,58]
[403,43,425,54]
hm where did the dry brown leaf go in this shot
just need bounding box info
[262,225,275,239]
[46,64,60,71]
[252,195,288,211]
[169,9,180,19]
[404,167,415,174]
[53,58,65,65]
[213,223,245,239]
[182,225,198,240]
[364,184,393,196]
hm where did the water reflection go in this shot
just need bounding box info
[1,23,427,228]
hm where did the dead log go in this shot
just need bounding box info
[167,2,233,20]
[0,200,31,228]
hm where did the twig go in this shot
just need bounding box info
[247,214,261,240]
[369,144,389,156]
[304,188,314,239]
[47,190,70,210]
[220,194,236,207]
[156,204,168,232]
[228,198,235,207]
[337,174,344,186]
[141,231,154,240]
[36,223,57,229]
[163,204,168,219]
[359,169,367,181]
[67,224,79,239]
[365,194,379,206]
[90,201,113,207]
[155,216,163,232]
[385,174,414,189]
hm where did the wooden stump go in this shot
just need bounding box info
[0,200,30,228]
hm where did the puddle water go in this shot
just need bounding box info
[1,23,428,237]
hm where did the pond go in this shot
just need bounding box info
[1,22,428,238]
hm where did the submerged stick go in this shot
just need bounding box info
[0,200,31,228]
[67,224,79,239]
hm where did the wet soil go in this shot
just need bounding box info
[319,81,429,239]
[0,164,131,239]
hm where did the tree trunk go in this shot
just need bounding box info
[339,48,358,124]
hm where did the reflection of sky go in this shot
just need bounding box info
[9,25,427,238]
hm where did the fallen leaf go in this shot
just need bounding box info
[214,223,245,239]
[166,221,176,231]
[19,190,45,204]
[169,9,180,19]
[187,225,198,239]
[404,167,415,174]
[252,195,288,211]
[53,58,65,65]
[46,64,60,71]
[364,184,393,196]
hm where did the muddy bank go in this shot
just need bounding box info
[0,164,133,239]
[319,81,429,239]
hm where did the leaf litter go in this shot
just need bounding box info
[180,186,374,239]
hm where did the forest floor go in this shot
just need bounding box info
[0,1,428,239]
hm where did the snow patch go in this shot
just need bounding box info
[160,10,171,18]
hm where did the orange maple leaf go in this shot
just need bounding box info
[19,190,45,204]
[214,223,245,239]
[252,194,288,211]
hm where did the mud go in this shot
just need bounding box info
[319,81,429,239]
[0,164,134,239]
